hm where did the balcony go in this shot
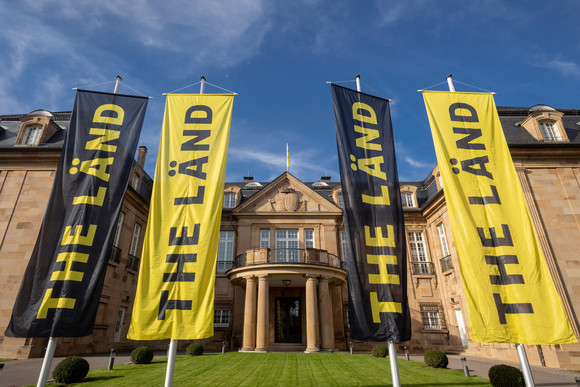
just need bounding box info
[233,248,343,270]
[127,254,140,271]
[411,261,435,275]
[440,255,453,272]
[109,245,121,263]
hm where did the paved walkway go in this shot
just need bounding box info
[1,351,579,386]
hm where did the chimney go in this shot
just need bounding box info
[243,176,254,183]
[137,146,148,167]
[321,176,331,182]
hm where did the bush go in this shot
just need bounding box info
[424,350,448,368]
[371,345,388,358]
[488,364,525,387]
[52,356,90,384]
[186,343,204,356]
[131,346,154,364]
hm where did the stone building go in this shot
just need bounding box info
[1,105,580,370]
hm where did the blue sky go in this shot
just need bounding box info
[2,0,579,183]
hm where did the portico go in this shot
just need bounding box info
[227,248,347,352]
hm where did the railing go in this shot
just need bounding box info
[411,261,435,275]
[109,245,121,263]
[440,255,453,272]
[128,254,140,271]
[233,248,343,270]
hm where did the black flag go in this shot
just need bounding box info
[6,90,148,337]
[331,84,410,342]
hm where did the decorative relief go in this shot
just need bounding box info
[269,187,303,212]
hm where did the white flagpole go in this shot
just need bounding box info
[38,75,125,387]
[165,75,206,387]
[165,338,178,387]
[446,74,535,386]
[355,74,402,387]
[517,344,535,387]
[113,75,122,94]
[36,337,57,387]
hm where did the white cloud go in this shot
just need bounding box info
[542,58,580,78]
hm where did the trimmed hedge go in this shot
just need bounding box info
[371,345,388,358]
[52,356,90,384]
[186,343,204,356]
[488,364,525,387]
[424,350,448,368]
[131,346,154,364]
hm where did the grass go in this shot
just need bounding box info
[42,352,491,386]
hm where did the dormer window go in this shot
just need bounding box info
[21,124,43,145]
[223,192,236,208]
[401,192,415,208]
[539,121,563,141]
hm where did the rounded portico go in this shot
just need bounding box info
[227,248,347,352]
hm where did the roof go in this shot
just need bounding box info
[497,106,580,144]
[0,111,70,149]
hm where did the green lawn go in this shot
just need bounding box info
[53,352,491,386]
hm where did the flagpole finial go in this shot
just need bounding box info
[200,76,206,94]
[355,75,361,92]
[113,76,122,94]
[446,74,455,92]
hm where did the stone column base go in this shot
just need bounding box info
[304,347,321,353]
[254,347,269,352]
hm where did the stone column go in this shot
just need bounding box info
[318,276,335,351]
[305,275,320,352]
[241,276,257,351]
[255,275,270,352]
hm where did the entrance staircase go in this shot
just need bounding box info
[268,343,307,352]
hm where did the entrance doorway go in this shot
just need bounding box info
[275,297,301,343]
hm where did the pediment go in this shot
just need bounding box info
[234,172,341,214]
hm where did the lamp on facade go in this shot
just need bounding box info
[283,280,291,286]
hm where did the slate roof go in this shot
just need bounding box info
[497,106,580,144]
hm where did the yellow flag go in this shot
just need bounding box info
[422,91,575,344]
[128,94,234,340]
[286,143,290,170]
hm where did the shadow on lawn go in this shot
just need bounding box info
[85,375,122,382]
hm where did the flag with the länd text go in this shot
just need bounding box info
[422,90,576,344]
[6,90,148,337]
[128,94,234,340]
[331,84,410,342]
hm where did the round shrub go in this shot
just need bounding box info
[488,364,524,387]
[424,349,448,368]
[52,356,90,384]
[371,345,388,358]
[131,346,154,364]
[186,343,204,356]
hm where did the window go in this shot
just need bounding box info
[223,192,236,208]
[409,231,431,274]
[305,229,314,248]
[260,229,270,248]
[214,309,230,328]
[217,231,234,273]
[341,231,352,262]
[437,224,450,257]
[539,121,563,141]
[337,194,344,209]
[276,229,299,262]
[131,174,140,190]
[129,223,141,256]
[113,212,124,247]
[22,124,42,145]
[401,192,415,208]
[420,303,446,330]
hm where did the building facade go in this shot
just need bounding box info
[1,105,580,369]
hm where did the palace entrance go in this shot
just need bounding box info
[275,297,301,343]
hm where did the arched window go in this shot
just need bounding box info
[401,192,415,208]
